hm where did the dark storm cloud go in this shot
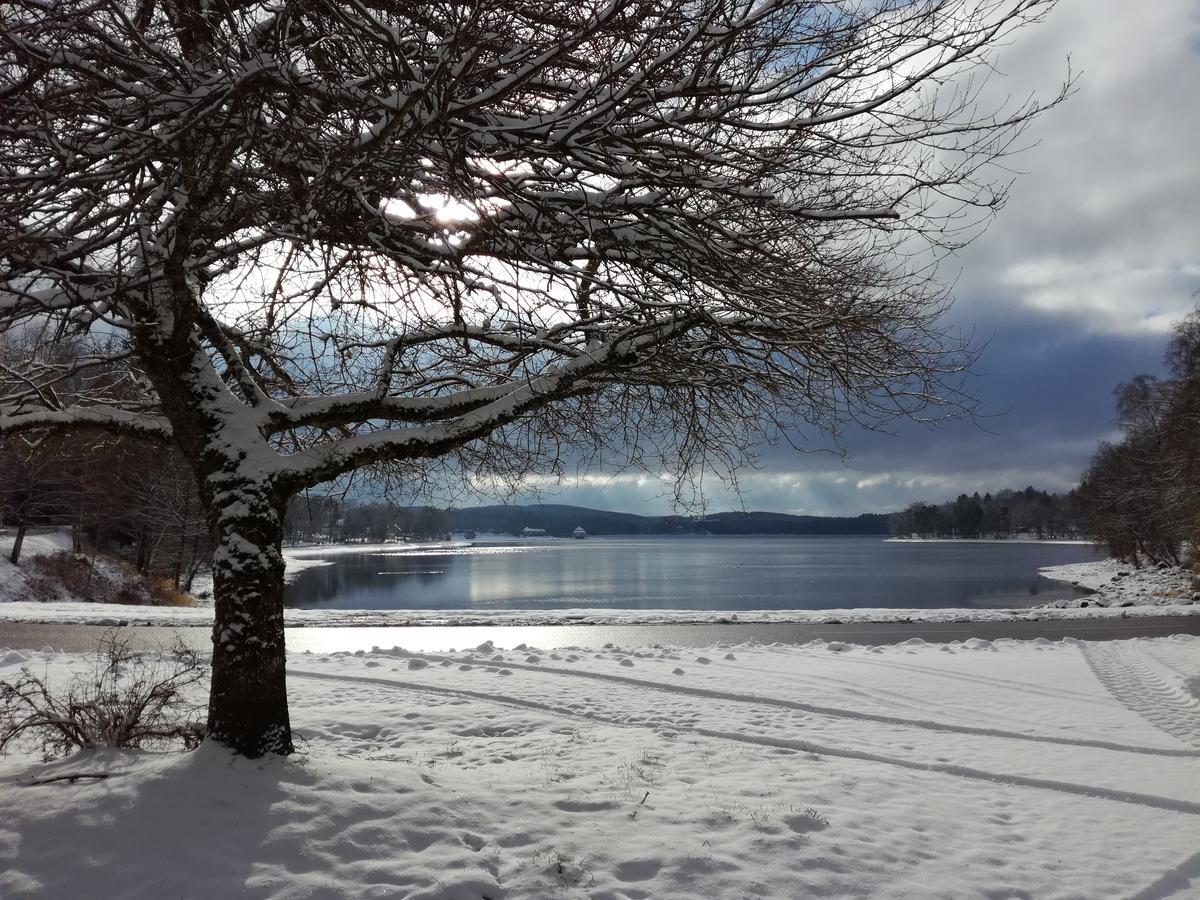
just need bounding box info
[503,0,1200,517]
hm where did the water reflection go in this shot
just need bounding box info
[283,536,1100,612]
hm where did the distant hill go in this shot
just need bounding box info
[449,504,889,537]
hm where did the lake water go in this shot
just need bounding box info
[283,536,1101,611]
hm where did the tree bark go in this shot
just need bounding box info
[206,482,294,757]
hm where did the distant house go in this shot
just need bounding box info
[521,527,547,537]
[572,526,587,539]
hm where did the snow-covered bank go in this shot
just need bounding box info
[1040,557,1198,610]
[0,597,1197,628]
[0,531,74,605]
[886,536,1093,544]
[1,635,1197,898]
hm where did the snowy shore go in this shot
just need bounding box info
[884,536,1094,544]
[1039,557,1198,611]
[1,634,1197,898]
[0,595,1196,628]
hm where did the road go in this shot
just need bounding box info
[1,615,1197,654]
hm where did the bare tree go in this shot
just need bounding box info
[0,433,75,564]
[1082,306,1200,566]
[1,0,1063,756]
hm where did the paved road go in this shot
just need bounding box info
[1,616,1197,654]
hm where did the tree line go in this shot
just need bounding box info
[0,426,458,575]
[284,497,452,545]
[1079,307,1199,566]
[0,429,210,587]
[888,487,1083,539]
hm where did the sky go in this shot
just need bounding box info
[492,0,1200,519]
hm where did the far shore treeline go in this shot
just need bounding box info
[886,487,1082,540]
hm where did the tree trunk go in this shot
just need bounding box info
[135,523,150,572]
[206,483,294,757]
[175,492,191,589]
[9,519,25,565]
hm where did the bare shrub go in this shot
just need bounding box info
[0,633,207,760]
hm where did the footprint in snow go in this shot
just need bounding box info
[461,832,486,852]
[614,859,663,883]
[672,668,685,676]
[554,798,618,813]
[724,653,737,660]
[407,659,429,670]
[784,812,828,834]
[619,659,634,667]
[695,656,712,664]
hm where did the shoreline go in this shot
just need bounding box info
[1038,557,1197,611]
[2,536,1194,629]
[885,536,1094,545]
[0,598,1193,631]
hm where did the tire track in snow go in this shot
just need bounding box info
[1141,643,1200,683]
[1079,642,1200,748]
[392,651,1200,758]
[792,650,1112,706]
[289,667,1200,818]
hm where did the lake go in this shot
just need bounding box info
[283,536,1102,611]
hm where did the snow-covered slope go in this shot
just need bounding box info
[0,530,74,604]
[1,635,1197,898]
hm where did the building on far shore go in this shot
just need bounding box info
[521,527,547,537]
[572,526,588,539]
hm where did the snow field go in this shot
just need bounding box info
[1,636,1198,898]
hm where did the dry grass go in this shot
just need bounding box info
[25,552,194,606]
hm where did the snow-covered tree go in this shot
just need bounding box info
[0,0,1063,756]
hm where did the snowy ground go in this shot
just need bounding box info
[0,635,1197,898]
[0,531,74,604]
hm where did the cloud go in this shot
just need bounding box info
[948,0,1200,335]
[446,1,1200,519]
